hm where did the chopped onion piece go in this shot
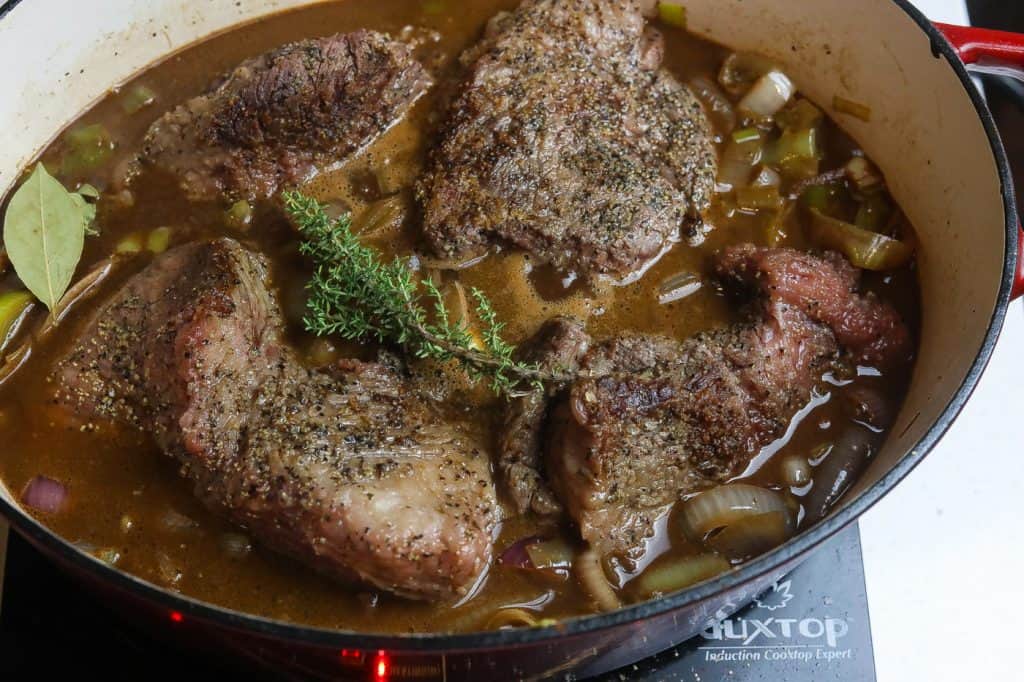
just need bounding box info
[352,193,407,239]
[833,95,872,122]
[632,554,730,599]
[807,208,913,271]
[739,71,796,119]
[753,166,782,188]
[804,427,875,523]
[486,608,539,630]
[220,532,253,559]
[707,511,794,560]
[21,475,68,514]
[716,130,763,193]
[736,186,782,213]
[658,272,702,305]
[525,538,574,571]
[682,483,789,540]
[719,52,779,96]
[160,509,198,532]
[576,549,621,612]
[781,455,812,487]
[845,157,883,192]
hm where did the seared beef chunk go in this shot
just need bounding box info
[498,317,590,515]
[137,31,432,201]
[715,245,912,368]
[546,245,911,559]
[54,240,495,601]
[418,0,717,278]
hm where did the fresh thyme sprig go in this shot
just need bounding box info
[283,191,569,396]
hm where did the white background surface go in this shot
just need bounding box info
[860,4,1024,680]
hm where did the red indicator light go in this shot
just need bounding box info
[169,611,184,623]
[373,651,389,681]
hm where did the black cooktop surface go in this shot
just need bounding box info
[0,524,875,681]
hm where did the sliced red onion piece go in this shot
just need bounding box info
[20,475,68,514]
[499,536,543,569]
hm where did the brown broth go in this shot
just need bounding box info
[0,0,918,633]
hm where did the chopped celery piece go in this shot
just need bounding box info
[121,84,156,115]
[226,200,253,230]
[807,208,913,271]
[736,185,782,212]
[0,291,34,352]
[854,193,893,232]
[779,156,820,181]
[115,232,144,254]
[776,99,823,132]
[800,182,854,218]
[766,128,819,164]
[657,2,687,29]
[422,0,445,14]
[731,127,761,145]
[146,227,173,254]
[800,184,833,211]
[833,95,872,122]
[61,123,114,175]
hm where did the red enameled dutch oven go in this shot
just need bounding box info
[0,0,1022,679]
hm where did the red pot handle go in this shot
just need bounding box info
[936,23,1024,299]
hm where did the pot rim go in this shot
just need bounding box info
[0,0,1016,653]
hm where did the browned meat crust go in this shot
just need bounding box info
[138,31,432,201]
[53,240,496,601]
[546,246,911,560]
[418,0,717,278]
[498,317,590,515]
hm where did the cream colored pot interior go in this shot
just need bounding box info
[0,0,1007,522]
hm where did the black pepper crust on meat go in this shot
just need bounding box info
[497,316,591,515]
[52,239,496,601]
[135,31,432,201]
[546,245,911,560]
[418,0,717,278]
